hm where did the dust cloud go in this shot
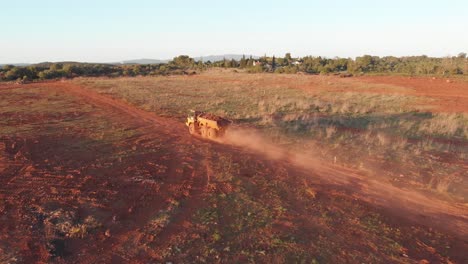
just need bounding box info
[222,128,287,161]
[222,127,347,183]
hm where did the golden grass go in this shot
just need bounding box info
[73,73,467,200]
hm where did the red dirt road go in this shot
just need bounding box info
[0,82,212,262]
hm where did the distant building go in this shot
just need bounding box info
[253,60,263,66]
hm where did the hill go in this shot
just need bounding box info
[0,63,30,67]
[193,54,259,62]
[117,58,168,65]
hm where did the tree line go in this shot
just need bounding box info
[216,53,467,75]
[1,53,466,83]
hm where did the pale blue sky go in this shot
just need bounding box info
[1,0,466,63]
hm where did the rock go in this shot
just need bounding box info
[104,229,111,237]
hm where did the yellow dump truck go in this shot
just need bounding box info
[186,110,232,139]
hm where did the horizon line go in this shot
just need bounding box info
[1,52,466,65]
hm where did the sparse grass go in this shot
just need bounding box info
[0,247,21,264]
[44,209,102,240]
[73,74,468,201]
[177,149,448,263]
[418,113,468,138]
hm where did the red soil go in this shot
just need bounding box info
[354,76,468,112]
[0,80,467,262]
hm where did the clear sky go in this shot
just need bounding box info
[1,0,467,63]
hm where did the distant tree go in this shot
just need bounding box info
[2,65,14,71]
[63,64,77,77]
[272,56,276,70]
[354,55,377,72]
[195,60,205,71]
[37,69,66,80]
[122,67,134,76]
[240,54,247,68]
[247,55,254,67]
[230,59,237,68]
[283,53,292,66]
[171,55,194,69]
[132,65,144,76]
[22,75,31,82]
[159,65,167,72]
[5,67,20,80]
[276,57,284,66]
[50,63,63,71]
[4,67,36,80]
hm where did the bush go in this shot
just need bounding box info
[38,69,66,80]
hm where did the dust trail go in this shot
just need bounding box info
[221,128,287,161]
[222,127,468,239]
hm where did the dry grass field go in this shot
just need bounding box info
[0,70,467,263]
[75,70,468,201]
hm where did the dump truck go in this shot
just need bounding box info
[186,110,232,139]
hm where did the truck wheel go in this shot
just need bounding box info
[188,123,196,135]
[201,126,207,138]
[207,128,217,139]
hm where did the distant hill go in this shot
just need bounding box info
[1,60,165,67]
[30,61,115,68]
[1,55,260,67]
[193,54,259,62]
[115,55,259,64]
[0,63,30,67]
[117,59,168,65]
